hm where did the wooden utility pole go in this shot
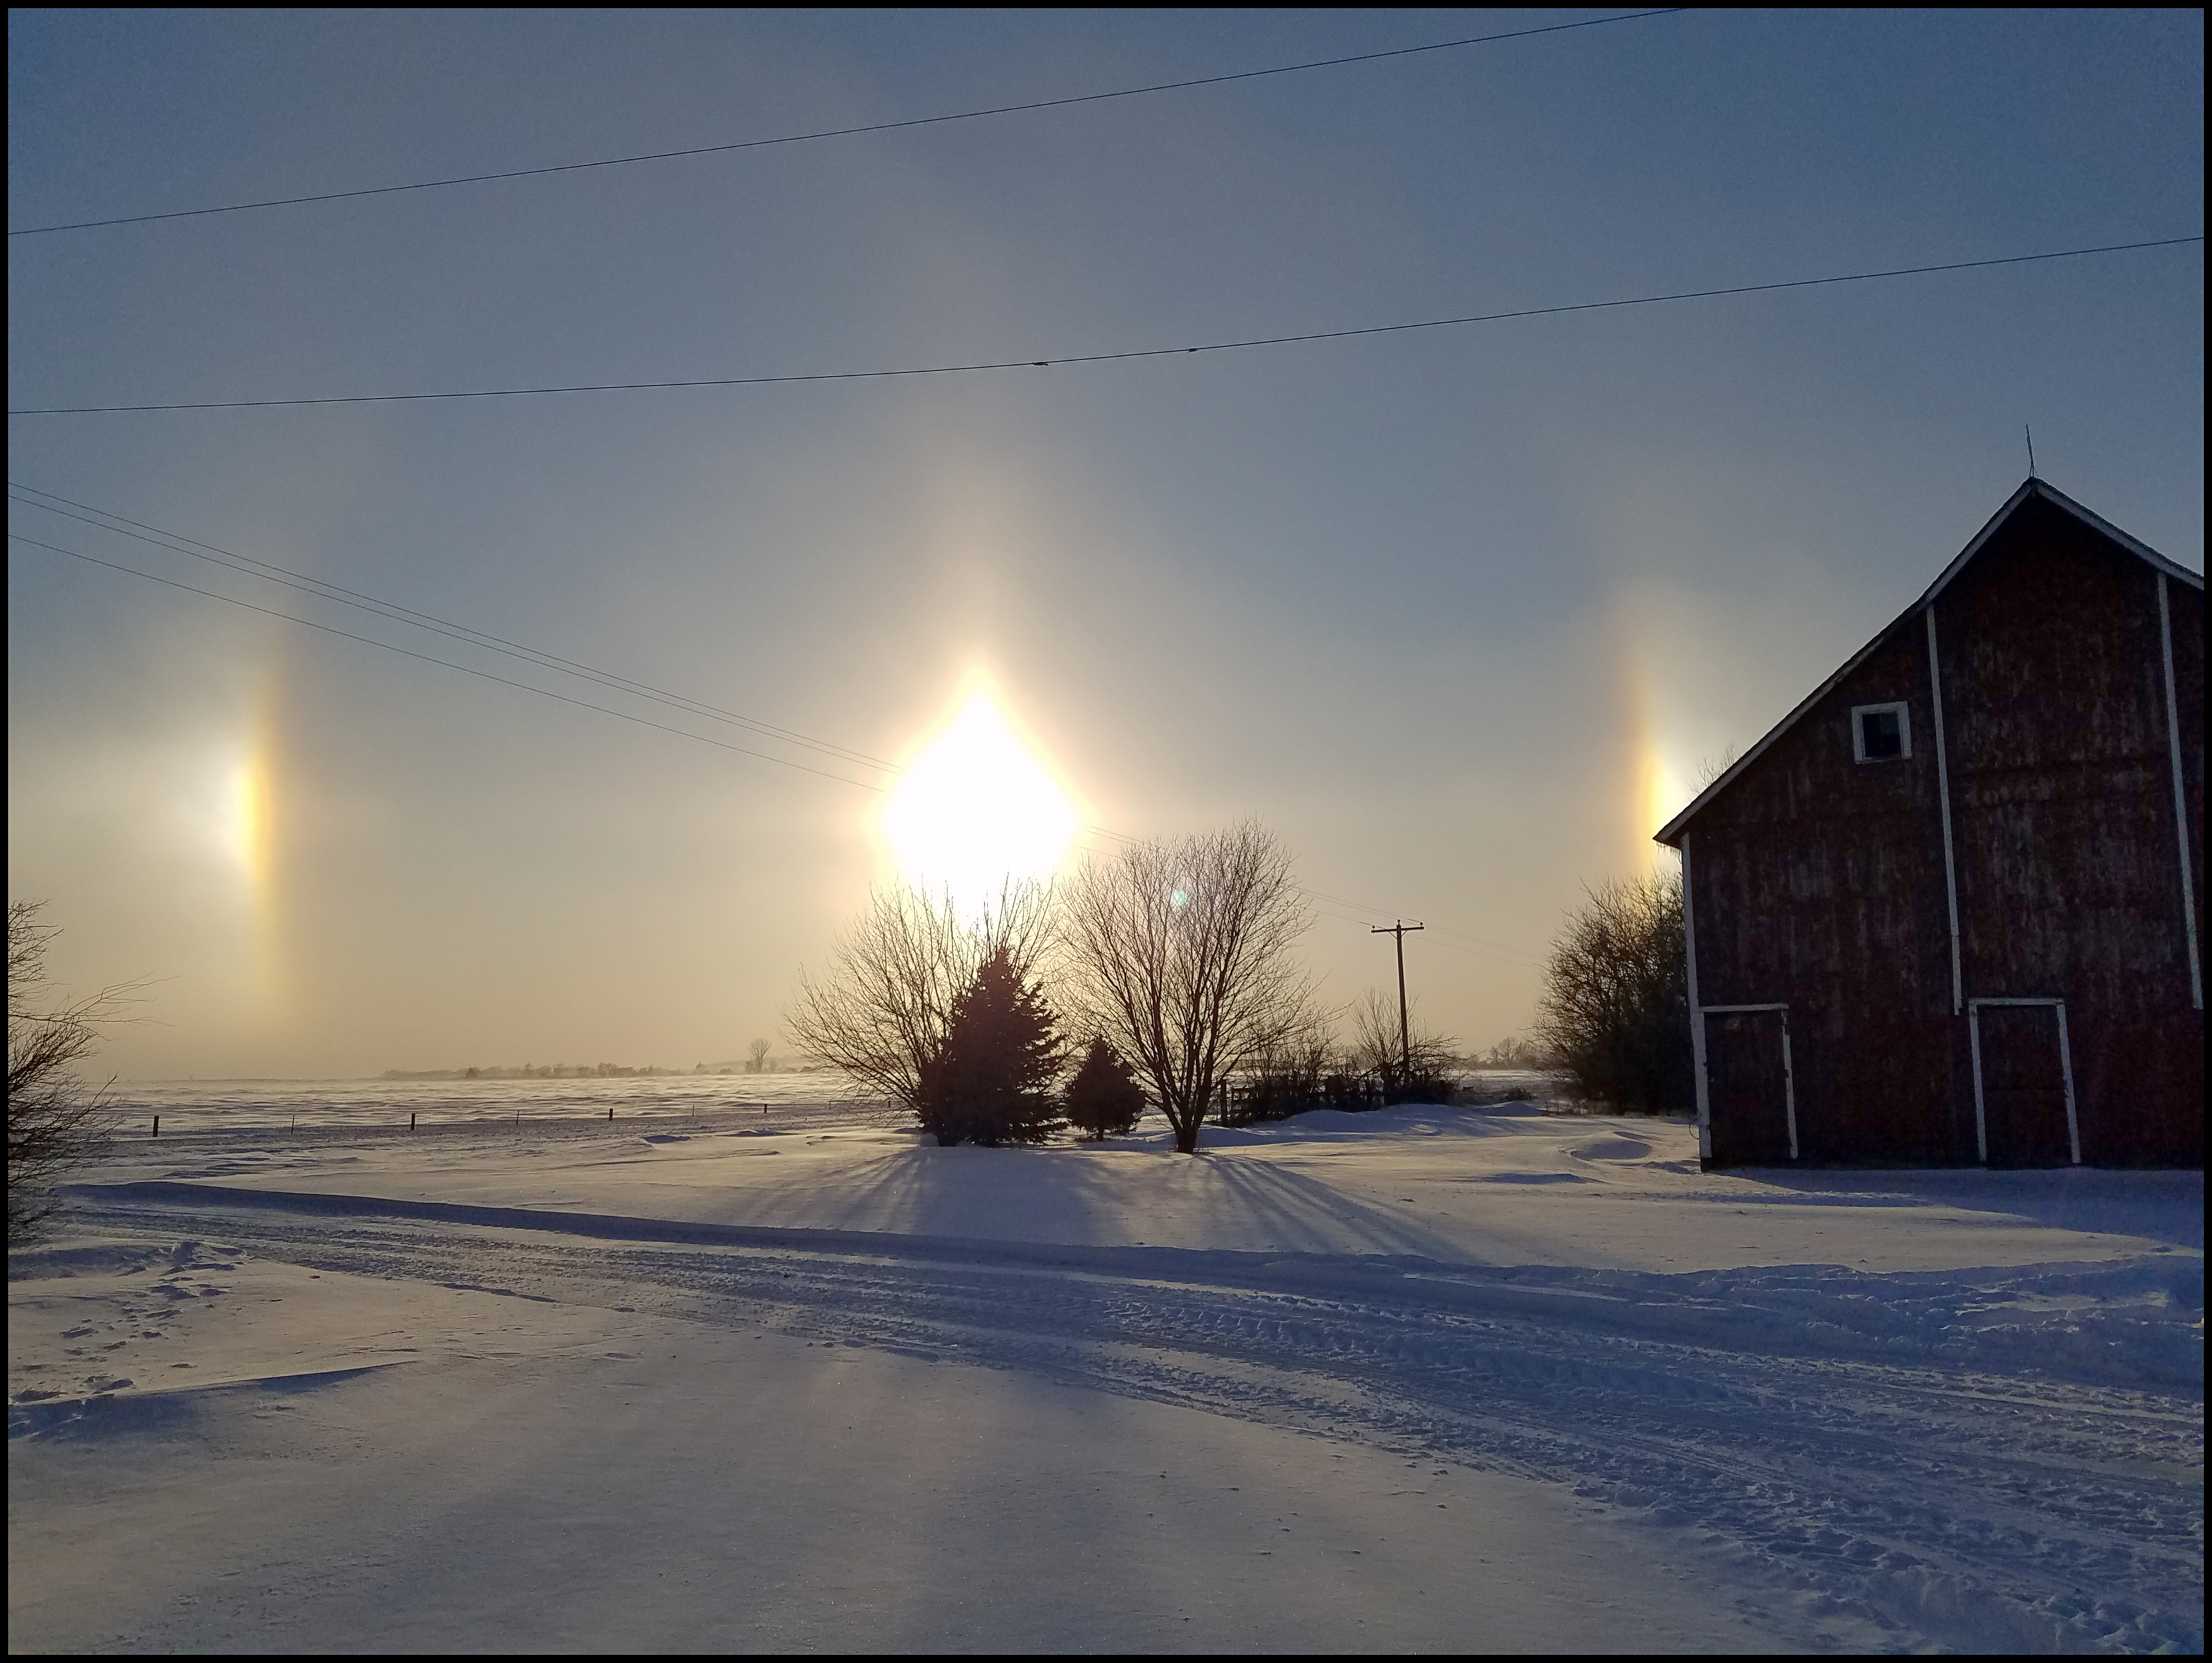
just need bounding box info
[1371,921,1425,1071]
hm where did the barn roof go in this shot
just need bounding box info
[1652,478,2204,848]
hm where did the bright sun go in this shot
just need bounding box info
[882,689,1080,914]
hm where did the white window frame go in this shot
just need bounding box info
[1850,700,1912,763]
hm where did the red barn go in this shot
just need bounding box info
[1655,480,2202,1168]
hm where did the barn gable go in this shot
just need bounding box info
[1654,479,2202,1169]
[1656,479,2203,849]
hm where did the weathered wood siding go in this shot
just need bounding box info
[1687,609,1962,1164]
[1934,496,2202,1165]
[1676,486,2202,1167]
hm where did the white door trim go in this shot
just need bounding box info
[2157,573,2203,1010]
[1681,834,1712,1161]
[1927,607,1964,1014]
[1966,996,2081,1166]
[1697,1002,1795,1160]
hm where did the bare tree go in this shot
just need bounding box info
[1532,868,1691,1114]
[746,1037,772,1074]
[1344,989,1459,1100]
[1473,1033,1551,1069]
[1061,822,1315,1154]
[783,879,1054,1115]
[8,902,139,1240]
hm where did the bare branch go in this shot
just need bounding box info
[1060,822,1315,1153]
[8,900,142,1239]
[783,878,1055,1112]
[1531,870,1691,1114]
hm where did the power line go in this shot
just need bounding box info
[8,502,1548,961]
[12,235,2196,417]
[8,532,889,793]
[8,11,1684,238]
[6,484,897,774]
[1303,883,1545,963]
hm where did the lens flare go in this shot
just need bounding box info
[882,689,1079,914]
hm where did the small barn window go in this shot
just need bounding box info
[1852,701,1911,762]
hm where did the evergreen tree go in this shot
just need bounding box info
[915,945,1065,1146]
[1063,1036,1147,1140]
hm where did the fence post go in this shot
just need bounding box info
[410,1112,416,1130]
[152,1115,159,1138]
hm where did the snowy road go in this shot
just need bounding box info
[29,1178,2204,1655]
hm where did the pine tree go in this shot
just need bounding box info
[915,945,1066,1146]
[1064,1036,1147,1140]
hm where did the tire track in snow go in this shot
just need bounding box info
[54,1188,2203,1655]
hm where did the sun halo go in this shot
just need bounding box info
[879,689,1080,916]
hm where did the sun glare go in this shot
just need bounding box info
[228,750,270,884]
[882,690,1080,914]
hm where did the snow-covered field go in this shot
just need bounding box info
[10,1102,2202,1654]
[94,1069,878,1132]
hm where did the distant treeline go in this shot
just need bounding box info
[381,1059,828,1081]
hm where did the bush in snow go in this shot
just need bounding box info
[1217,1015,1357,1124]
[1533,869,1692,1115]
[1064,1036,1147,1139]
[914,945,1066,1146]
[1344,988,1461,1106]
[8,901,137,1240]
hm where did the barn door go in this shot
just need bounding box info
[1971,1001,2079,1166]
[1702,1006,1795,1164]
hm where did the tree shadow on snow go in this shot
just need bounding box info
[759,1138,1470,1259]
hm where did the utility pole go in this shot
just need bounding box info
[1371,921,1425,1072]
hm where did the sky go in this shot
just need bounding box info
[7,7,2203,1079]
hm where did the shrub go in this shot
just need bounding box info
[8,902,136,1241]
[1532,869,1691,1114]
[1064,1036,1146,1139]
[1345,989,1460,1106]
